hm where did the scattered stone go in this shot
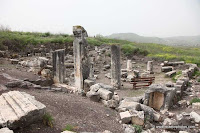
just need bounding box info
[10,59,19,64]
[161,66,173,73]
[147,61,153,74]
[86,91,100,102]
[130,110,144,126]
[120,111,133,124]
[104,64,111,69]
[51,87,62,92]
[190,111,200,123]
[107,99,119,108]
[105,73,111,79]
[127,75,134,81]
[118,101,140,112]
[192,102,200,109]
[178,100,187,107]
[0,128,13,133]
[0,91,46,129]
[163,118,178,126]
[165,70,176,77]
[33,84,42,89]
[165,82,174,87]
[123,124,136,133]
[0,84,8,91]
[98,88,113,100]
[84,79,95,92]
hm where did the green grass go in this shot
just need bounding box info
[190,98,200,104]
[192,69,200,77]
[63,124,75,131]
[133,124,142,133]
[172,71,182,82]
[1,30,200,65]
[43,112,54,128]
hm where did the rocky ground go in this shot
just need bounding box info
[0,45,200,133]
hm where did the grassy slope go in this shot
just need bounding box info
[1,31,200,65]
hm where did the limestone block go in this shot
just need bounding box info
[161,66,173,73]
[165,70,176,77]
[192,103,200,109]
[118,101,141,112]
[86,91,100,102]
[98,88,113,100]
[131,110,144,126]
[120,111,133,124]
[0,91,46,129]
[190,111,200,123]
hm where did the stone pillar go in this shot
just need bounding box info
[73,26,90,92]
[127,60,132,71]
[147,61,153,74]
[52,49,65,83]
[111,44,121,89]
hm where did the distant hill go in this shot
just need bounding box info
[106,33,200,46]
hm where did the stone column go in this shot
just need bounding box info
[52,49,65,83]
[147,61,153,74]
[73,26,90,92]
[111,44,121,89]
[127,60,132,71]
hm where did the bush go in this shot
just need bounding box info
[172,71,182,82]
[43,112,54,128]
[190,98,200,104]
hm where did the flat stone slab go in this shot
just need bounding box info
[0,91,46,129]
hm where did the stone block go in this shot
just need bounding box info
[120,111,132,124]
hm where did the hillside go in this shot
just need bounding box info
[1,31,200,65]
[107,33,200,46]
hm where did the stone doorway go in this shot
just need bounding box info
[149,92,164,110]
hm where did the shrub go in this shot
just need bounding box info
[43,112,54,128]
[190,98,200,104]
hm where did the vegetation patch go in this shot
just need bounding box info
[190,98,200,104]
[133,124,142,133]
[63,124,76,132]
[171,71,182,82]
[43,112,54,128]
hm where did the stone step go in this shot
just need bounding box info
[0,91,46,129]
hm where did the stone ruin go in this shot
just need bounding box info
[73,26,90,93]
[144,84,176,111]
[0,91,46,129]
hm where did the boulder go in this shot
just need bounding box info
[123,124,136,133]
[120,111,133,124]
[0,91,46,129]
[107,99,119,108]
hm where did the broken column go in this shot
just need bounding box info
[111,44,121,89]
[52,49,65,83]
[73,26,90,93]
[147,61,153,74]
[127,60,132,71]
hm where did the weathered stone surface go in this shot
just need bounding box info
[98,88,113,100]
[118,101,141,112]
[165,70,176,77]
[163,118,178,126]
[122,96,144,103]
[111,44,121,89]
[10,59,19,64]
[52,49,65,83]
[161,66,173,73]
[84,79,95,92]
[86,91,100,102]
[123,124,136,133]
[73,26,90,93]
[144,84,176,110]
[120,111,132,124]
[190,111,200,123]
[0,128,13,133]
[131,110,144,126]
[147,61,153,74]
[127,60,133,71]
[107,99,119,108]
[0,84,8,91]
[192,102,200,109]
[0,91,46,129]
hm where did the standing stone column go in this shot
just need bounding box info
[147,61,153,74]
[111,44,121,89]
[127,60,132,71]
[73,26,90,92]
[52,49,65,83]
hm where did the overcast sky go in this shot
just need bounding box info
[0,0,200,37]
